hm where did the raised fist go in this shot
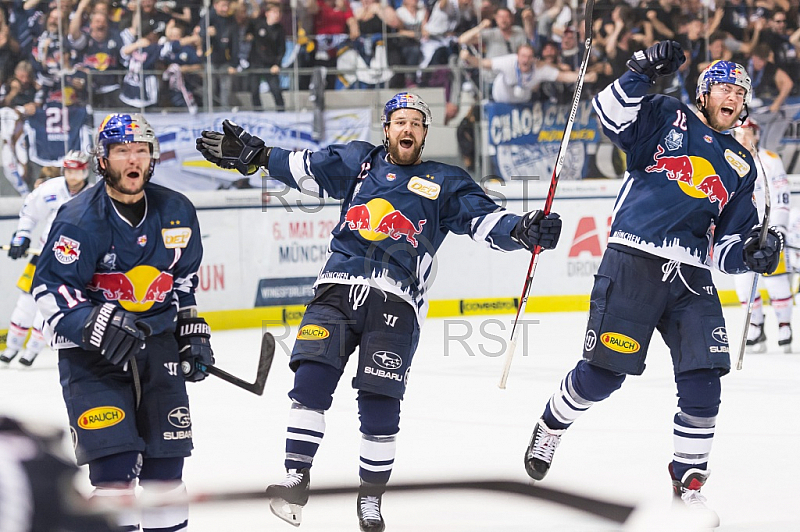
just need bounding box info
[627,40,686,83]
[511,210,562,251]
[743,225,783,274]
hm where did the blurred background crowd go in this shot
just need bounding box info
[1,0,800,193]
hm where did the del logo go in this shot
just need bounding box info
[78,406,125,430]
[341,198,426,247]
[408,176,440,200]
[297,324,330,340]
[645,145,729,211]
[162,227,192,249]
[600,332,640,353]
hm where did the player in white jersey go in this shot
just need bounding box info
[1,151,91,365]
[732,118,793,353]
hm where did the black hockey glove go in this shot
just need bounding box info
[176,316,215,382]
[742,225,783,274]
[82,303,149,366]
[8,232,30,259]
[195,119,272,176]
[627,40,685,83]
[511,210,562,251]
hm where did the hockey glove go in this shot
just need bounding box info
[176,316,215,382]
[627,40,685,83]
[742,225,783,274]
[82,303,149,366]
[8,232,30,259]
[195,119,272,176]
[511,210,562,251]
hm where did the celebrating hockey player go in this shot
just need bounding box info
[522,44,782,525]
[32,113,214,532]
[196,92,563,531]
[1,150,91,366]
[732,118,793,353]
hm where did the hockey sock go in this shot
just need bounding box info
[4,323,29,353]
[284,401,325,470]
[90,485,140,531]
[742,296,764,326]
[772,296,793,325]
[359,434,396,485]
[140,480,188,532]
[544,361,625,430]
[23,328,46,356]
[672,411,715,480]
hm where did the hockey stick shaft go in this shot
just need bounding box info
[0,244,41,256]
[201,331,274,395]
[72,479,635,525]
[498,0,594,389]
[737,144,771,370]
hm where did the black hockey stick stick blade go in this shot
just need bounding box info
[204,332,275,395]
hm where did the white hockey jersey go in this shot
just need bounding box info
[751,148,790,232]
[15,176,91,247]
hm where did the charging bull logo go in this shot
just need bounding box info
[87,265,173,312]
[341,198,426,247]
[645,145,729,211]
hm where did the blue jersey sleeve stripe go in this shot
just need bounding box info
[610,79,644,105]
[594,87,640,134]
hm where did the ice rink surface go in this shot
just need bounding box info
[2,310,799,531]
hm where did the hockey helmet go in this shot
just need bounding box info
[696,60,752,106]
[63,150,91,171]
[733,116,760,146]
[381,92,432,127]
[95,113,161,160]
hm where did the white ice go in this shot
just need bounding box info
[2,310,799,531]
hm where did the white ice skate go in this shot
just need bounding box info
[745,322,767,354]
[778,323,792,354]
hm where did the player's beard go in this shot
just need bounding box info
[105,165,149,196]
[387,136,424,165]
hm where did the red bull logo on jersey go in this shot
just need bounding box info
[341,198,426,247]
[53,235,81,265]
[87,265,173,312]
[644,145,729,211]
[78,406,125,430]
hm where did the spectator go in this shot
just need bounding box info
[119,20,162,108]
[645,0,681,41]
[0,8,20,87]
[69,1,123,108]
[0,60,37,195]
[160,19,203,110]
[308,0,360,89]
[34,51,88,108]
[354,0,395,35]
[452,0,478,35]
[718,0,753,41]
[460,43,595,104]
[31,7,67,87]
[458,7,530,59]
[197,0,237,107]
[535,0,571,46]
[247,2,286,111]
[748,42,794,114]
[228,1,253,94]
[388,0,425,88]
[759,9,800,79]
[119,0,172,36]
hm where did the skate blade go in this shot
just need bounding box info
[782,344,792,354]
[269,498,303,527]
[745,343,767,354]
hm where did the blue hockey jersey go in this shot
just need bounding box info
[32,180,203,350]
[267,142,524,322]
[592,71,758,273]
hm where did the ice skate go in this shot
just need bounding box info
[357,482,386,532]
[669,464,720,528]
[18,348,40,367]
[524,418,564,481]
[745,322,767,353]
[0,348,18,364]
[778,323,792,354]
[266,468,309,527]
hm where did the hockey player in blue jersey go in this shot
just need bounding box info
[32,113,214,532]
[196,92,562,531]
[522,42,783,524]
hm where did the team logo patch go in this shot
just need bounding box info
[712,327,728,344]
[703,135,713,144]
[137,235,147,247]
[665,129,683,151]
[724,149,750,177]
[162,227,192,249]
[600,332,640,353]
[584,330,597,351]
[407,176,440,200]
[53,235,81,264]
[386,173,396,181]
[78,406,125,430]
[297,324,330,340]
[168,407,192,428]
[372,351,402,370]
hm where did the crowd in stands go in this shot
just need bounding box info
[0,0,797,114]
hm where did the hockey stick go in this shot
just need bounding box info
[71,478,635,525]
[498,0,595,389]
[0,244,41,256]
[737,144,771,370]
[199,331,274,395]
